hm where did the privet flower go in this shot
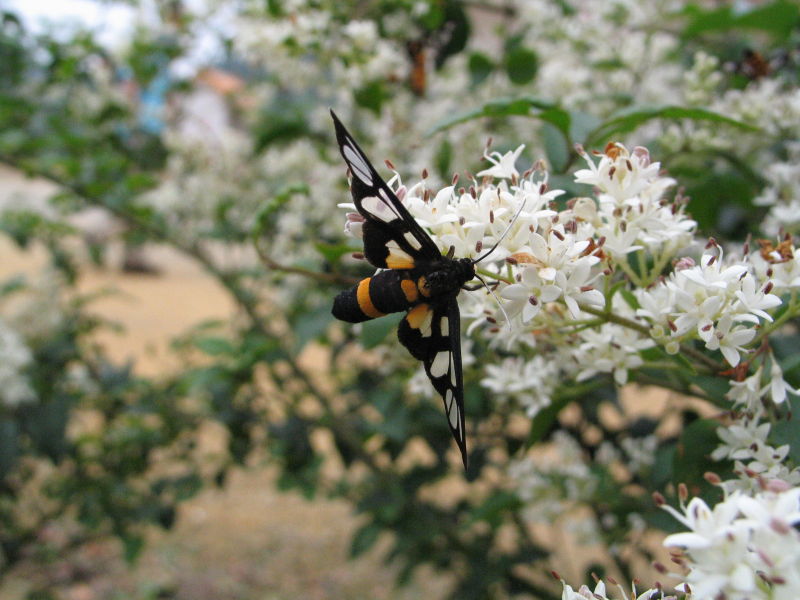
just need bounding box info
[561,578,683,600]
[662,487,800,600]
[0,318,35,408]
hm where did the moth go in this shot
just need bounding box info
[330,111,477,468]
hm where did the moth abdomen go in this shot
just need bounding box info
[332,269,419,323]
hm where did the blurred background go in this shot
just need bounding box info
[0,0,798,598]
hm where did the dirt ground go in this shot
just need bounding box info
[0,232,449,599]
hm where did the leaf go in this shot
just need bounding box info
[20,397,69,462]
[350,522,381,557]
[771,394,800,463]
[427,96,556,135]
[586,106,758,147]
[470,490,522,527]
[360,313,403,349]
[527,393,570,446]
[468,52,494,87]
[293,304,334,352]
[122,533,145,563]
[354,81,387,115]
[682,1,799,39]
[672,419,729,499]
[541,122,568,172]
[315,241,355,264]
[504,46,538,85]
[0,419,20,478]
[195,337,236,356]
[434,138,453,179]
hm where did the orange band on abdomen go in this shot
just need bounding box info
[401,278,419,303]
[357,278,385,319]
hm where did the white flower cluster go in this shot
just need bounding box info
[341,141,788,411]
[561,578,683,600]
[481,355,558,417]
[660,55,800,160]
[512,0,685,115]
[233,3,409,90]
[636,245,782,368]
[508,432,597,533]
[712,362,800,495]
[753,142,800,237]
[401,143,690,397]
[662,486,800,600]
[0,317,35,408]
[0,272,73,409]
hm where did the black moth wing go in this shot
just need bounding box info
[398,299,467,468]
[330,110,441,269]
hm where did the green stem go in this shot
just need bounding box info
[477,266,513,284]
[577,302,722,374]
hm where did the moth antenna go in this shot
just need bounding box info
[446,245,456,259]
[474,272,512,330]
[472,196,528,264]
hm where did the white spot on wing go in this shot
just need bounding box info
[450,355,457,387]
[440,317,449,336]
[386,240,413,262]
[446,389,459,429]
[430,351,449,377]
[343,143,373,185]
[420,310,433,337]
[404,231,422,250]
[361,196,399,223]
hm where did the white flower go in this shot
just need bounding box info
[724,368,765,411]
[769,358,800,405]
[481,355,558,417]
[0,318,35,408]
[732,273,781,323]
[574,323,654,385]
[476,145,525,179]
[500,266,561,322]
[574,144,663,203]
[663,488,800,600]
[700,314,756,367]
[712,420,771,462]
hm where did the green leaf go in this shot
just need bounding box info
[470,490,522,527]
[619,288,640,311]
[360,313,403,349]
[293,304,334,352]
[504,46,538,85]
[690,374,731,405]
[468,52,494,87]
[771,394,800,463]
[427,96,556,135]
[195,337,236,356]
[586,105,759,147]
[350,522,382,558]
[541,121,568,172]
[315,241,355,264]
[21,397,69,462]
[434,139,453,179]
[682,1,799,39]
[672,419,729,498]
[527,393,569,446]
[122,533,145,563]
[354,81,387,115]
[0,419,20,478]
